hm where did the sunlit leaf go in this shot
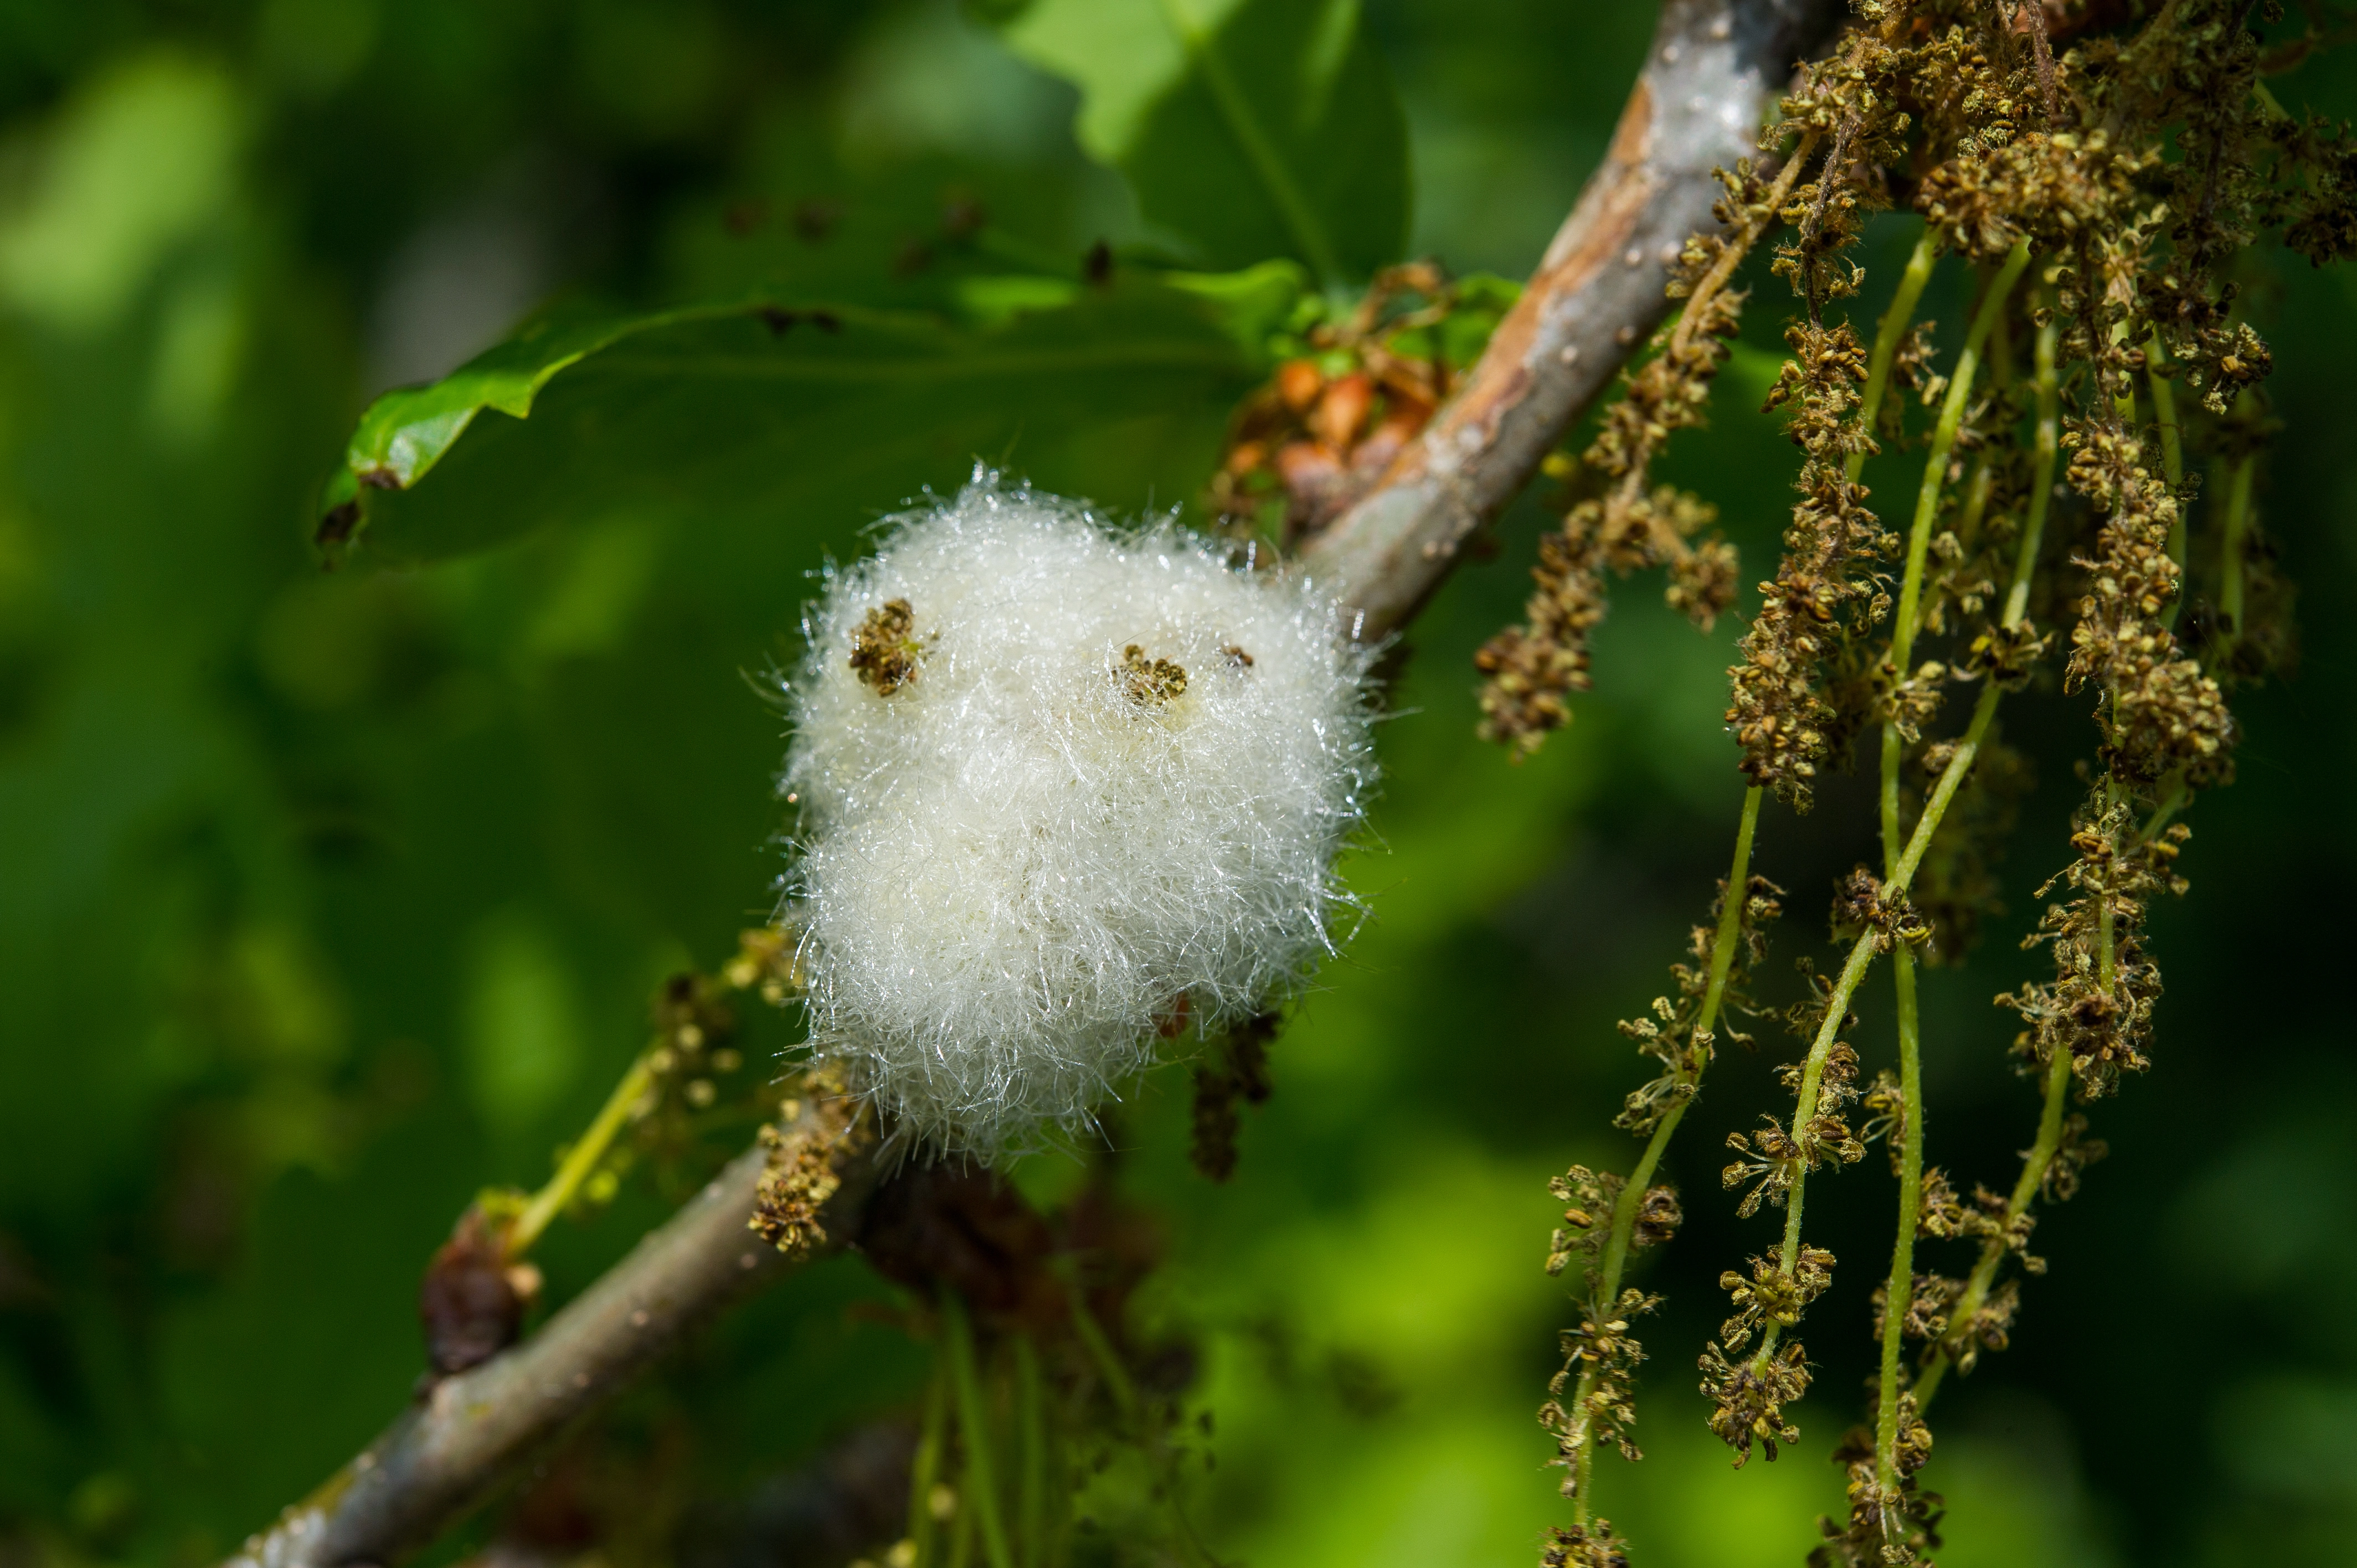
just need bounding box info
[1001,0,1408,286]
[0,54,241,330]
[321,280,1260,566]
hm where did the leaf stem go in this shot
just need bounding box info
[508,1053,656,1258]
[1753,249,2032,1379]
[1869,278,2045,1489]
[1013,1334,1046,1568]
[943,1292,1016,1568]
[1872,943,1924,1491]
[1907,316,2093,1417]
[1909,1037,2071,1413]
[2008,316,2062,629]
[910,1353,951,1565]
[1154,0,1344,290]
[2218,444,2256,658]
[1569,783,1763,1523]
[1892,240,2031,677]
[1067,1287,1217,1567]
[1847,230,1938,487]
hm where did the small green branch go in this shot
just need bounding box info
[1067,1287,1217,1567]
[1754,252,2034,1380]
[2007,317,2062,629]
[943,1292,1016,1568]
[1873,944,1925,1490]
[1570,785,1763,1523]
[2145,336,2184,493]
[1594,785,1764,1297]
[1013,1334,1047,1568]
[1910,1039,2071,1412]
[1750,622,2005,1381]
[1868,276,2042,1488]
[2141,775,2190,842]
[2106,310,2140,426]
[1918,770,2138,1413]
[2218,445,2256,658]
[910,1356,951,1566]
[1154,0,1345,291]
[508,1053,656,1258]
[1068,1288,1140,1425]
[1861,302,2065,1445]
[1952,458,1994,554]
[1892,240,2031,677]
[2147,335,2187,627]
[1848,230,1939,487]
[1911,296,2153,1415]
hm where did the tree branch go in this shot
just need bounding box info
[1300,0,1844,638]
[229,1095,878,1568]
[224,4,1845,1562]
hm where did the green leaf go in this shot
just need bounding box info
[320,279,1259,566]
[321,296,763,514]
[1163,256,1314,352]
[1001,0,1408,287]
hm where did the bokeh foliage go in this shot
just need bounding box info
[1,2,2354,1566]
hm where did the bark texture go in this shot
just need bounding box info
[1300,0,1845,638]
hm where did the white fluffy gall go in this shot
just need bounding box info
[778,476,1376,1154]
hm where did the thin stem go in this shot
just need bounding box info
[2111,357,2137,426]
[1877,233,1989,888]
[943,1292,1016,1568]
[1913,297,2153,1411]
[1570,785,1762,1523]
[1910,1040,2071,1412]
[2006,316,2062,628]
[1848,230,1939,486]
[1873,944,1924,1491]
[2146,335,2185,492]
[1752,524,2036,1373]
[1068,1288,1216,1567]
[2219,446,2256,657]
[1152,0,1341,290]
[2097,848,2119,994]
[1068,1289,1140,1424]
[1953,460,1994,554]
[1868,277,2041,1484]
[2011,1054,2079,1241]
[2147,336,2187,627]
[2142,774,2190,841]
[1879,724,1906,884]
[508,1054,656,1257]
[950,1486,976,1568]
[1918,773,2129,1412]
[910,1354,951,1565]
[1014,1335,1046,1568]
[1594,786,1764,1297]
[1893,240,2031,676]
[1753,252,2034,1378]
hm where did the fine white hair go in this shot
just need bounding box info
[778,473,1376,1156]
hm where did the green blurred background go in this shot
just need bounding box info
[1,2,2352,1564]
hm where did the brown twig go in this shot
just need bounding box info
[1299,0,1845,639]
[221,3,1848,1562]
[227,1093,876,1568]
